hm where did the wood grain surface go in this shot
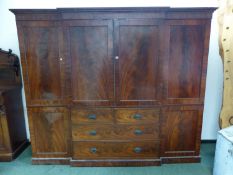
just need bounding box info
[73,141,159,159]
[12,7,214,166]
[72,124,159,141]
[28,107,70,158]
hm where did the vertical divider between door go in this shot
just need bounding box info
[113,19,120,107]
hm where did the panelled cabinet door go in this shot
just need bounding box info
[162,20,210,104]
[63,20,114,106]
[28,107,69,158]
[17,21,68,106]
[161,107,202,157]
[115,19,162,106]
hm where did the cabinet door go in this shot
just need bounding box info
[28,107,69,158]
[64,20,114,106]
[115,19,162,106]
[162,20,210,104]
[17,21,68,106]
[161,106,202,157]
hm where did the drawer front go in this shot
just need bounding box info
[72,124,158,141]
[72,125,114,141]
[115,109,159,123]
[115,124,159,140]
[71,109,113,124]
[73,141,159,159]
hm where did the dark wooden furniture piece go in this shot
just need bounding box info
[11,7,215,166]
[0,48,28,161]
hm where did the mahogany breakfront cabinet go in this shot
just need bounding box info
[11,7,215,166]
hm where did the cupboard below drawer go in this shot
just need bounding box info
[73,141,159,159]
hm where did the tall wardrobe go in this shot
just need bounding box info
[11,7,215,166]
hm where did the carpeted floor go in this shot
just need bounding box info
[0,143,216,175]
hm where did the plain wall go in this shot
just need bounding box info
[0,0,221,140]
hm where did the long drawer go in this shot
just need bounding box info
[72,124,159,141]
[73,141,159,159]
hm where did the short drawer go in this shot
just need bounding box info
[73,141,159,159]
[71,109,113,124]
[115,109,159,123]
[72,124,114,141]
[72,124,158,141]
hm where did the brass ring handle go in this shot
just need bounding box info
[133,114,142,120]
[90,147,97,153]
[134,147,142,153]
[134,129,143,135]
[88,114,96,120]
[89,130,97,136]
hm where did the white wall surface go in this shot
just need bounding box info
[0,0,220,140]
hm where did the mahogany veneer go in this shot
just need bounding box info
[11,7,215,166]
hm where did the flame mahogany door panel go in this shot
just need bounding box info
[160,106,203,157]
[28,107,70,158]
[115,19,163,106]
[63,20,114,106]
[161,20,211,105]
[17,21,68,106]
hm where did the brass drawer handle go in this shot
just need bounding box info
[134,129,143,135]
[134,147,142,153]
[90,147,97,153]
[88,114,96,120]
[89,130,97,136]
[133,114,142,120]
